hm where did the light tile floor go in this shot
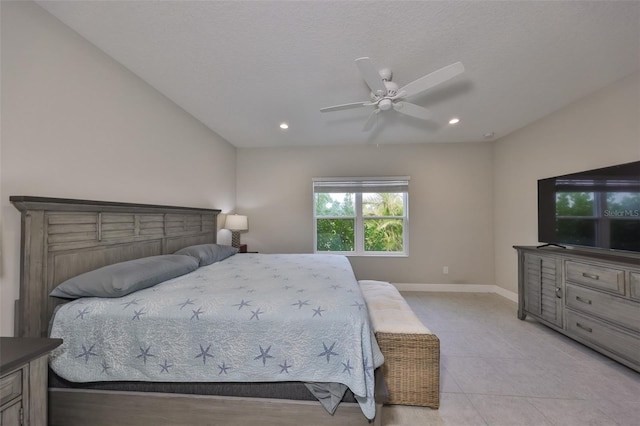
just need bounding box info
[381,292,640,426]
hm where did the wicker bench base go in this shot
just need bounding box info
[375,332,440,408]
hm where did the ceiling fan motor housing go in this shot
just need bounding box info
[378,98,393,111]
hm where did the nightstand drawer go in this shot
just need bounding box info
[0,369,22,406]
[566,284,640,333]
[566,261,625,295]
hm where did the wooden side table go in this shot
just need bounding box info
[1,337,63,426]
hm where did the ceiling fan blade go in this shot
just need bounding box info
[320,101,370,113]
[362,109,380,131]
[399,62,464,98]
[393,101,431,120]
[355,57,387,97]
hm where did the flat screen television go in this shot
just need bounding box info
[538,161,640,253]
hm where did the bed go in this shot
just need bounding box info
[11,196,387,426]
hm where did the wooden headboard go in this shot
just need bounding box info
[11,196,221,338]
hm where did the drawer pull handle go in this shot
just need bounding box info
[576,322,593,333]
[582,272,599,280]
[555,287,562,299]
[575,296,592,305]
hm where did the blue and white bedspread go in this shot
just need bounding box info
[49,253,384,419]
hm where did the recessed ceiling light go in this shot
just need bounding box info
[448,117,460,125]
[279,123,289,130]
[483,132,495,139]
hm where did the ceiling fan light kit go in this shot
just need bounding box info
[321,57,464,131]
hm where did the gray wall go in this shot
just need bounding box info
[0,1,237,336]
[492,71,640,293]
[237,142,495,285]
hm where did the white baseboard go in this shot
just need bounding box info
[391,283,518,303]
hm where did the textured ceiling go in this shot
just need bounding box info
[36,1,640,148]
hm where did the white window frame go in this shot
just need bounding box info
[313,177,409,257]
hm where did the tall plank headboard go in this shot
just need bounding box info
[11,196,221,338]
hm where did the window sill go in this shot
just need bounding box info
[315,252,408,258]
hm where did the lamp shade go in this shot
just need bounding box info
[225,214,248,231]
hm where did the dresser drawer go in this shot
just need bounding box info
[566,284,640,333]
[0,369,22,406]
[631,271,640,302]
[566,309,640,368]
[566,261,625,295]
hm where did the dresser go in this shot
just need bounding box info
[515,246,640,372]
[1,338,63,426]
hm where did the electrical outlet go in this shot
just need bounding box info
[443,266,449,274]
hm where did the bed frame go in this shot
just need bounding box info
[11,196,385,426]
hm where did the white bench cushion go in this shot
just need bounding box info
[359,280,431,334]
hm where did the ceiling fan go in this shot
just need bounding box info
[320,57,464,131]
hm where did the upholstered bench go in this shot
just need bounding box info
[359,280,440,408]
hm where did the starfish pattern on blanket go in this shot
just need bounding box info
[233,299,251,310]
[76,344,97,363]
[100,360,110,374]
[191,307,204,320]
[279,360,292,374]
[178,299,195,309]
[121,298,141,309]
[75,307,90,319]
[254,345,274,366]
[132,308,146,320]
[136,345,155,364]
[218,361,231,375]
[363,357,374,379]
[292,300,310,309]
[159,360,172,373]
[317,342,339,363]
[250,308,264,320]
[342,360,354,375]
[312,306,325,317]
[195,344,214,365]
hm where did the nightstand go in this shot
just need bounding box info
[1,337,62,426]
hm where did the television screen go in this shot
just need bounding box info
[538,161,640,252]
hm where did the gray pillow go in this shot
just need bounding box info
[50,255,199,299]
[174,243,238,266]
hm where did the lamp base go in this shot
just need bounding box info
[231,231,242,248]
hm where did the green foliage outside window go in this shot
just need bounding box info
[315,192,405,253]
[317,219,354,251]
[315,193,354,216]
[364,219,403,251]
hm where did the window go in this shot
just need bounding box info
[313,177,409,256]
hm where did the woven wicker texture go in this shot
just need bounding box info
[376,332,440,408]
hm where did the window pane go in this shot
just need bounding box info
[363,193,404,217]
[315,193,355,217]
[556,192,594,216]
[364,219,403,252]
[317,219,355,251]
